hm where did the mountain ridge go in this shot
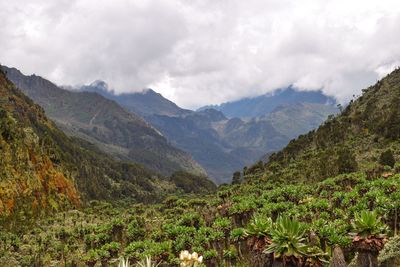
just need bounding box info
[80,82,338,183]
[80,81,192,117]
[0,68,216,221]
[2,66,206,177]
[198,87,337,118]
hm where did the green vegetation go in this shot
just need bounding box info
[2,66,206,177]
[2,63,400,266]
[0,69,215,225]
[1,169,399,266]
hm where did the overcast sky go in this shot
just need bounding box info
[1,0,400,108]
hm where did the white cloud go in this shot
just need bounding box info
[1,0,400,108]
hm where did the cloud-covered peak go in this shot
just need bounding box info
[89,80,109,91]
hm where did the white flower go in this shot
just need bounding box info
[192,252,198,260]
[180,250,190,260]
[179,251,203,267]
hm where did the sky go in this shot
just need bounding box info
[1,0,400,108]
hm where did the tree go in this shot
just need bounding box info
[231,171,242,184]
[382,97,400,139]
[337,148,358,174]
[351,211,387,267]
[379,150,395,168]
[329,246,346,267]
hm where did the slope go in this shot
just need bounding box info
[246,67,400,182]
[2,66,205,177]
[0,68,215,223]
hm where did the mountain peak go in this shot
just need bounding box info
[196,108,227,121]
[141,88,158,94]
[89,80,109,91]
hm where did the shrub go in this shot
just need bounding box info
[379,150,395,168]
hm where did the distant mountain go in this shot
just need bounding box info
[262,102,339,140]
[147,111,260,183]
[81,81,191,117]
[79,82,338,184]
[2,66,206,177]
[214,116,289,153]
[199,87,336,118]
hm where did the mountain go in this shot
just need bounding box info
[262,102,339,140]
[245,67,400,183]
[2,66,205,177]
[199,87,336,118]
[80,81,191,117]
[3,68,400,267]
[80,83,338,183]
[146,104,337,183]
[147,111,258,183]
[0,68,215,220]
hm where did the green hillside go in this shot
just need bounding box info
[2,66,206,177]
[2,70,400,266]
[245,68,400,183]
[0,69,215,225]
[0,68,80,220]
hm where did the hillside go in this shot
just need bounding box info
[2,66,205,177]
[0,69,215,223]
[199,87,336,118]
[0,70,80,218]
[246,67,400,183]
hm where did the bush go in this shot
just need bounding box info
[379,150,395,168]
[378,235,400,265]
[337,148,358,174]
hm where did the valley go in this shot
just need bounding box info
[2,1,400,266]
[80,82,338,183]
[1,66,400,266]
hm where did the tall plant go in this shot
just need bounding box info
[351,210,388,267]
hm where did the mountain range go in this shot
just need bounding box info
[0,68,216,220]
[1,65,339,184]
[2,66,205,177]
[81,82,338,183]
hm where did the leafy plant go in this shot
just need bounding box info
[230,228,247,242]
[245,216,272,238]
[264,216,307,258]
[351,210,387,237]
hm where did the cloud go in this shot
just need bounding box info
[1,0,400,108]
